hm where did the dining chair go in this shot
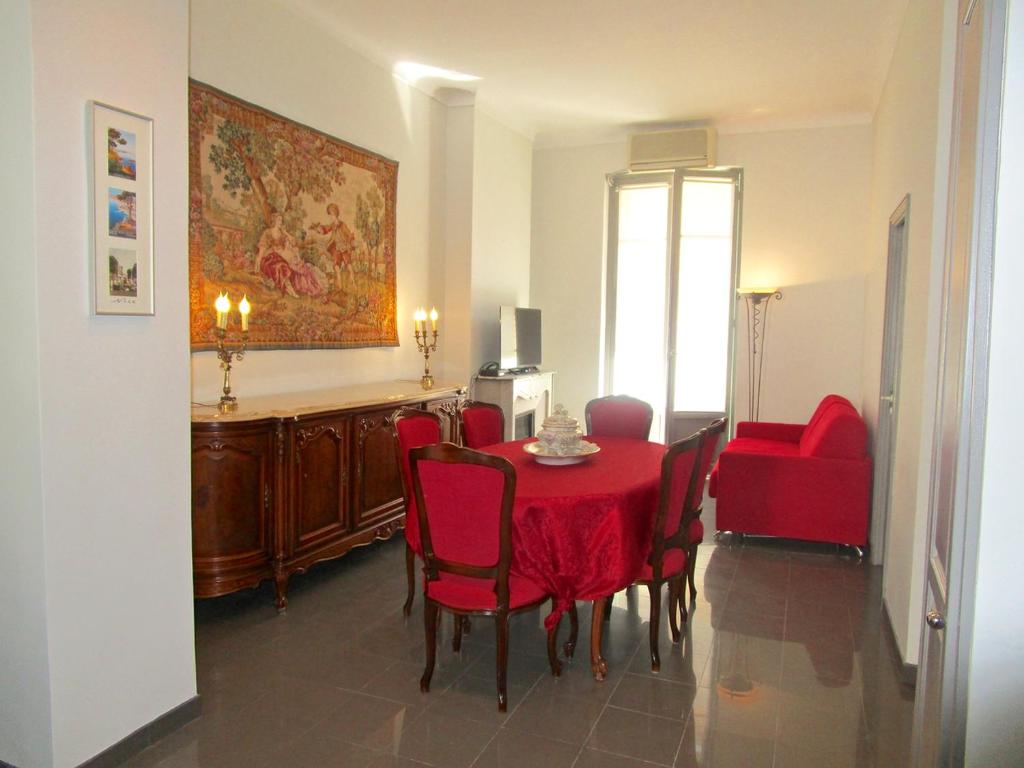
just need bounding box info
[685,417,728,602]
[458,400,506,449]
[410,442,569,711]
[635,429,704,672]
[585,394,654,440]
[392,407,443,616]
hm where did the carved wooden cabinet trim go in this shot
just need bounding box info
[191,384,464,610]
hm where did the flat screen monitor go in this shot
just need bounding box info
[499,306,541,371]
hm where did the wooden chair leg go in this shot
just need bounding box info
[496,611,510,712]
[452,612,464,652]
[403,542,415,617]
[564,602,579,658]
[646,582,661,672]
[420,600,439,692]
[546,601,563,677]
[677,575,688,625]
[687,544,699,602]
[668,578,681,643]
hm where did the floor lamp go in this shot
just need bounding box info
[738,288,782,422]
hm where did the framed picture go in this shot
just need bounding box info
[187,80,398,350]
[91,102,154,315]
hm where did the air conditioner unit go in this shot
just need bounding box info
[628,127,717,170]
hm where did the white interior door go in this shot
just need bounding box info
[871,196,909,566]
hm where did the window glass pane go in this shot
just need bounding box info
[680,179,733,237]
[613,186,668,438]
[674,180,734,413]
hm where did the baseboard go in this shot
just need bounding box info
[882,597,919,688]
[75,695,200,768]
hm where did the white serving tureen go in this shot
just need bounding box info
[536,405,584,456]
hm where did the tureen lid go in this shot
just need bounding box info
[540,404,580,432]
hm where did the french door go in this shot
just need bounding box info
[605,168,742,442]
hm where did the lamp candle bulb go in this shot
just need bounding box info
[238,295,251,332]
[214,292,231,330]
[429,307,438,332]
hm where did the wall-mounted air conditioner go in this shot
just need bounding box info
[628,127,717,170]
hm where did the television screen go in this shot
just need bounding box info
[499,307,542,370]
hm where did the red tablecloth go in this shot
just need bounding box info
[482,436,666,629]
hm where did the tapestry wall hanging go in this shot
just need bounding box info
[188,80,399,350]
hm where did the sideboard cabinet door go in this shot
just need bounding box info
[191,422,275,598]
[288,415,351,558]
[353,408,404,528]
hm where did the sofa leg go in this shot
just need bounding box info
[849,545,864,559]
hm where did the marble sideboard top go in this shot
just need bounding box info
[191,380,465,423]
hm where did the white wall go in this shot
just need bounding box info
[863,0,953,666]
[0,2,52,766]
[720,125,872,423]
[15,0,197,765]
[531,142,626,419]
[966,1,1024,761]
[444,105,476,384]
[190,0,450,399]
[530,125,871,425]
[469,109,534,370]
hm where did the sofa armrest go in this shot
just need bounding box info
[735,421,805,442]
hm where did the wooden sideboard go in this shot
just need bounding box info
[191,381,465,610]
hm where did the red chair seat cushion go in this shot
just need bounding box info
[426,572,548,612]
[637,548,688,582]
[689,518,704,545]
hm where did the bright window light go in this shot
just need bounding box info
[393,61,480,85]
[612,185,669,440]
[674,179,734,412]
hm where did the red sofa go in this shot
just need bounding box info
[708,394,871,546]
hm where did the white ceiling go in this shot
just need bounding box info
[290,0,910,146]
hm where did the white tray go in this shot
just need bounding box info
[523,440,600,465]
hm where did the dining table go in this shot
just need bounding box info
[481,435,667,680]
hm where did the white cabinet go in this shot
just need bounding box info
[471,371,554,442]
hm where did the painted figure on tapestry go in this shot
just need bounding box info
[188,80,398,350]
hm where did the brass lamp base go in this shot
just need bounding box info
[420,374,434,390]
[219,395,238,413]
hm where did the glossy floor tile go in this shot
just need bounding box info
[122,506,914,767]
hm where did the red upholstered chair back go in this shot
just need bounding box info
[692,418,728,504]
[585,395,654,439]
[649,430,703,574]
[459,401,506,449]
[410,443,516,604]
[392,408,443,552]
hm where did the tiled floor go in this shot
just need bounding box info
[125,512,914,767]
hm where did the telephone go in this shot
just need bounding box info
[478,361,501,376]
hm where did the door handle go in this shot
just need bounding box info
[926,611,946,630]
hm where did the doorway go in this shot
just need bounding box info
[604,169,742,442]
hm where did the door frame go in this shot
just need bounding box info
[912,0,1005,762]
[871,194,910,566]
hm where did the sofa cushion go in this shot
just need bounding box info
[720,437,801,457]
[799,403,867,459]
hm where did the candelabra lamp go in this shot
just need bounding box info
[738,288,782,422]
[214,292,251,413]
[413,307,439,390]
